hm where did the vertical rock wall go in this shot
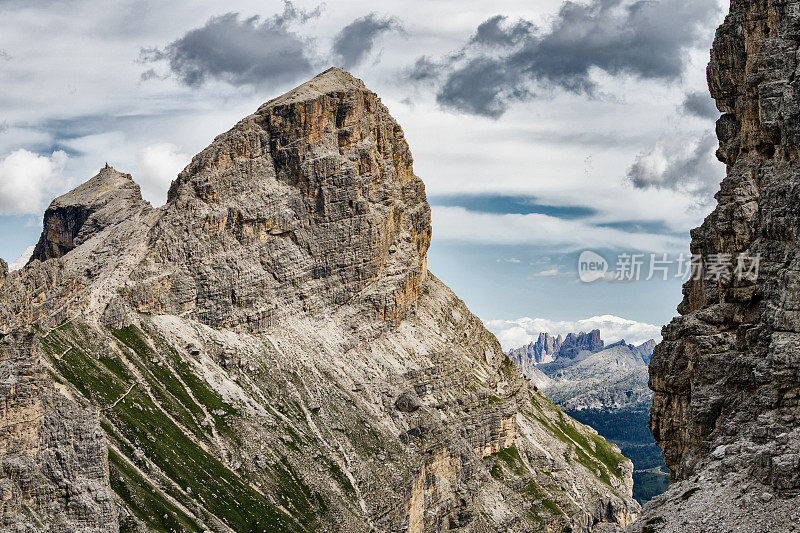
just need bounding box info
[650,0,800,490]
[0,331,117,531]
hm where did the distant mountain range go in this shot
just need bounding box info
[509,329,654,411]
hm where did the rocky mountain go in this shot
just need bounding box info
[0,69,639,532]
[636,0,800,530]
[558,330,604,360]
[541,343,651,412]
[509,331,654,412]
[509,332,562,366]
[510,329,605,378]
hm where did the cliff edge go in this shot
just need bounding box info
[635,1,800,530]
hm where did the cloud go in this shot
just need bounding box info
[627,130,720,194]
[497,257,521,263]
[333,13,402,69]
[681,90,718,119]
[408,0,719,117]
[470,15,535,47]
[135,143,191,206]
[0,149,70,215]
[0,50,11,61]
[432,206,685,252]
[139,2,320,88]
[484,314,662,351]
[527,267,574,279]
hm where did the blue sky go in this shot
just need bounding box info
[0,0,727,348]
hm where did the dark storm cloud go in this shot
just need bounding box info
[627,131,720,194]
[139,2,321,88]
[333,13,402,69]
[469,15,534,47]
[408,0,719,117]
[681,91,719,119]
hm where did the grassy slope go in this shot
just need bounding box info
[566,408,669,504]
[38,321,323,533]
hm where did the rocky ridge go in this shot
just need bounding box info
[509,332,564,367]
[639,0,800,530]
[0,69,638,532]
[510,331,655,412]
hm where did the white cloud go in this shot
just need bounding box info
[135,143,191,206]
[432,206,686,252]
[484,314,662,351]
[0,149,70,215]
[628,130,720,194]
[527,267,574,279]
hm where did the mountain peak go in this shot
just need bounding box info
[28,165,148,264]
[259,67,366,109]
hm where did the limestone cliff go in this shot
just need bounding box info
[1,68,638,532]
[639,0,800,529]
[0,331,117,531]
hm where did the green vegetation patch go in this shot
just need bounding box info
[111,325,239,443]
[493,445,527,476]
[524,479,563,523]
[46,321,318,532]
[526,401,625,487]
[109,447,204,532]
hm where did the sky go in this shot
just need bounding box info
[0,0,728,350]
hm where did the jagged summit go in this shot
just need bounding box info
[51,165,139,208]
[28,165,149,264]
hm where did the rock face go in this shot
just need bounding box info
[641,0,800,529]
[1,69,639,532]
[29,165,151,263]
[650,0,800,488]
[0,331,117,531]
[509,332,563,367]
[130,68,431,330]
[559,330,604,359]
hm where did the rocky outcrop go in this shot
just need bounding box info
[128,68,431,330]
[29,165,151,264]
[651,0,800,488]
[642,0,800,529]
[0,331,117,531]
[559,329,604,359]
[0,68,638,531]
[631,339,655,364]
[0,259,7,290]
[509,332,563,366]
